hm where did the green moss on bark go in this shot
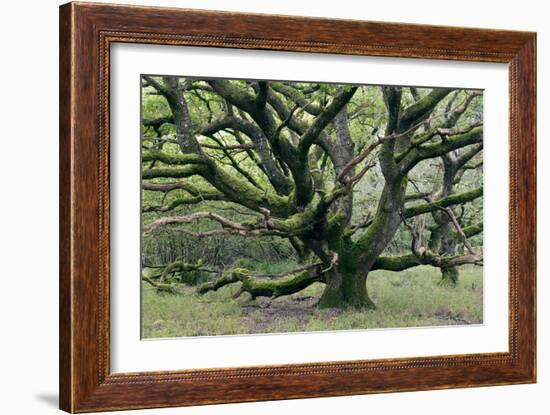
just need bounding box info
[317,270,375,309]
[439,267,459,286]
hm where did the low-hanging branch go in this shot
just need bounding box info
[373,251,482,272]
[141,259,217,292]
[157,259,215,283]
[142,192,226,212]
[143,203,327,238]
[197,263,324,299]
[372,212,482,272]
[143,211,263,234]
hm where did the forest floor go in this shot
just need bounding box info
[141,265,483,338]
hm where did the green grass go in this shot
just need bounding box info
[141,265,483,338]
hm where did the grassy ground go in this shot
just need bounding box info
[141,265,483,338]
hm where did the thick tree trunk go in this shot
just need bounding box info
[432,218,461,286]
[439,267,459,286]
[438,236,460,286]
[317,268,375,309]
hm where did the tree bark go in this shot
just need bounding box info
[439,267,459,286]
[317,268,375,309]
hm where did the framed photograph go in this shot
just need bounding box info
[59,2,536,412]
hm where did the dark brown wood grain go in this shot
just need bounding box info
[59,2,536,413]
[59,3,73,411]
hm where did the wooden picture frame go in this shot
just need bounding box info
[59,2,536,412]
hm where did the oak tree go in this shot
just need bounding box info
[141,76,483,308]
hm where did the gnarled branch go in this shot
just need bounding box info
[197,264,324,298]
[403,187,482,218]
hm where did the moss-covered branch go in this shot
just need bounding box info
[142,193,226,212]
[398,126,483,173]
[145,77,293,215]
[442,91,482,127]
[298,86,358,156]
[209,80,312,208]
[197,264,324,298]
[142,259,215,292]
[157,260,210,282]
[460,221,483,238]
[271,82,322,115]
[142,150,207,165]
[402,187,482,218]
[373,251,481,272]
[143,203,329,239]
[208,80,257,113]
[454,143,483,171]
[143,211,267,235]
[399,88,454,128]
[200,116,293,195]
[142,115,174,130]
[142,165,209,179]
